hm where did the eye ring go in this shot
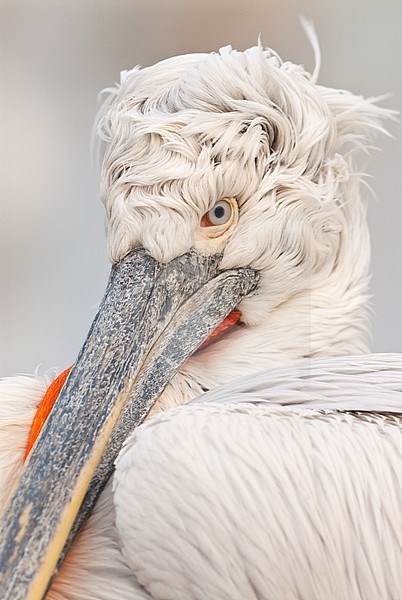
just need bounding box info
[201,198,236,228]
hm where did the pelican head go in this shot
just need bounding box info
[0,44,391,599]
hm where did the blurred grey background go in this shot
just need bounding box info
[1,0,401,376]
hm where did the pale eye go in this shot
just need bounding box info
[201,199,233,227]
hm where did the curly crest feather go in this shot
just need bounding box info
[96,44,392,362]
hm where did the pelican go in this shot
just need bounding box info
[0,42,401,600]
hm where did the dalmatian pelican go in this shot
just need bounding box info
[0,41,401,600]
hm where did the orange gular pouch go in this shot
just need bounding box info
[24,366,73,460]
[196,308,242,352]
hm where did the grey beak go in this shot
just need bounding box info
[0,248,258,600]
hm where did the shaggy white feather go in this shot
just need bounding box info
[193,353,402,411]
[0,374,46,512]
[114,355,402,600]
[1,358,401,599]
[97,43,392,374]
[116,412,402,600]
[0,43,399,599]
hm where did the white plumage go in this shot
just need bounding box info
[1,40,401,599]
[115,362,402,600]
[1,356,401,599]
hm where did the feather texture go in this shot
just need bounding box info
[1,40,400,599]
[114,359,402,599]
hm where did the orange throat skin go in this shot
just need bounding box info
[24,367,73,460]
[24,309,242,460]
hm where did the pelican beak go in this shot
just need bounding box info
[0,248,258,600]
